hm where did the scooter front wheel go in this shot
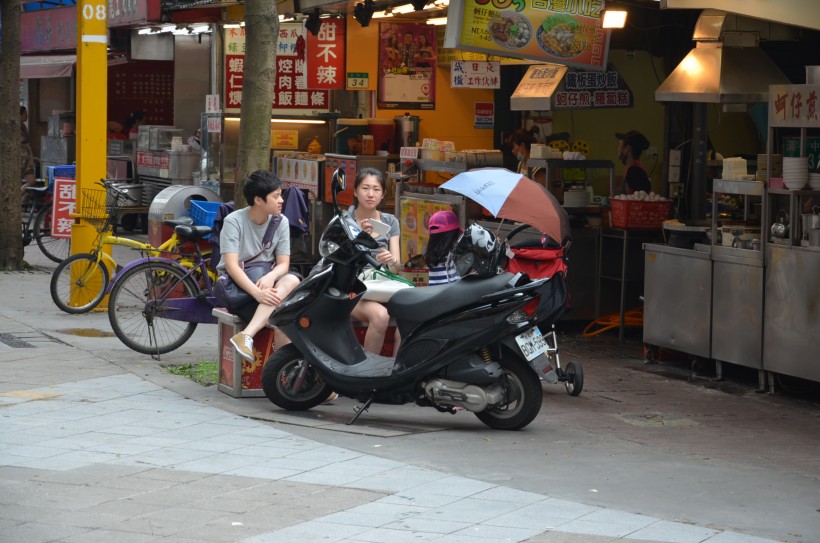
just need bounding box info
[475,348,542,430]
[261,344,332,410]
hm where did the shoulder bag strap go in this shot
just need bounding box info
[243,215,282,266]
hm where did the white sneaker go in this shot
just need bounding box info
[230,332,255,362]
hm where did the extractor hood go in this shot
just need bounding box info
[655,10,791,103]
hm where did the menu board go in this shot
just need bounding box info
[444,0,610,70]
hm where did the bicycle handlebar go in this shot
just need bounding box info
[97,179,139,203]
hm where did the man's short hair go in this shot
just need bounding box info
[243,170,283,204]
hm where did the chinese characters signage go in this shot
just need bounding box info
[510,63,567,111]
[444,0,610,70]
[21,7,76,53]
[553,67,633,109]
[451,61,501,89]
[769,85,820,128]
[475,102,494,129]
[224,21,343,115]
[378,22,437,110]
[51,179,76,239]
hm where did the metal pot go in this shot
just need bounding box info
[771,209,789,239]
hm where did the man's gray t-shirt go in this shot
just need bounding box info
[216,207,290,274]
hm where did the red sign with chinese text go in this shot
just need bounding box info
[306,19,345,90]
[108,0,162,28]
[52,179,76,239]
[21,7,76,53]
[223,24,333,115]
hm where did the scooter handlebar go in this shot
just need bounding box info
[363,251,381,270]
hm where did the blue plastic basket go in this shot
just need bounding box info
[46,165,76,192]
[189,200,221,228]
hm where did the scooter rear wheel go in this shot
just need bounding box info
[475,348,542,430]
[262,344,331,410]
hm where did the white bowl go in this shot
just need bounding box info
[784,179,807,190]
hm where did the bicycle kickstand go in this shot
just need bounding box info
[146,319,161,361]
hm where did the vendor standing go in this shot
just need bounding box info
[615,131,652,194]
[509,128,545,184]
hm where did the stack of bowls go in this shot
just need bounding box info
[783,157,809,190]
[757,153,782,182]
[810,172,820,190]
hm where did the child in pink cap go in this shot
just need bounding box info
[424,210,463,285]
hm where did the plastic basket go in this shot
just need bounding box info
[46,165,76,192]
[610,199,672,230]
[189,200,221,228]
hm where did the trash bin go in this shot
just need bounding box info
[148,185,222,248]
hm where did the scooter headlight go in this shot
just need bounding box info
[319,239,339,257]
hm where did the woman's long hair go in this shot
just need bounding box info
[424,230,461,267]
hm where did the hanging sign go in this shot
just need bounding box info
[444,0,610,70]
[51,179,77,239]
[271,130,299,150]
[553,67,633,109]
[510,63,567,111]
[223,23,331,115]
[21,7,77,53]
[306,19,346,90]
[451,61,500,89]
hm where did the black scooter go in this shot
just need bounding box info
[261,170,554,430]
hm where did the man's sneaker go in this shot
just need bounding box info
[230,332,255,362]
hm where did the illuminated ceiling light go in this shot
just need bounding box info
[353,0,375,27]
[602,9,628,29]
[391,4,416,14]
[372,10,393,18]
[304,8,323,36]
[426,17,448,25]
[223,22,244,29]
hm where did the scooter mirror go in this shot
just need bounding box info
[331,169,346,193]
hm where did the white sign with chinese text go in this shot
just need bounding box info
[451,61,500,89]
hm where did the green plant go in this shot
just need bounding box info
[165,361,218,386]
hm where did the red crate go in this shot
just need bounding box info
[610,199,672,230]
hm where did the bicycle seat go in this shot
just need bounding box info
[174,224,212,241]
[24,185,49,194]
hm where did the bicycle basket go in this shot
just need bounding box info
[81,188,115,233]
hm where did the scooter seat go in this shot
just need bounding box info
[387,272,518,323]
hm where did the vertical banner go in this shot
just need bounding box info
[306,19,346,89]
[51,179,77,238]
[378,22,437,110]
[223,23,332,115]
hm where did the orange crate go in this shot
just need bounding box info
[610,199,672,230]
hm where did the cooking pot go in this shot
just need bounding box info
[771,209,789,239]
[732,235,759,250]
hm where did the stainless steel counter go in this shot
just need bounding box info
[763,245,820,382]
[643,243,712,358]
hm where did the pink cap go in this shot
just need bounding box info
[428,210,461,234]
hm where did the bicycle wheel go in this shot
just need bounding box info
[108,261,199,355]
[34,206,71,263]
[50,254,109,314]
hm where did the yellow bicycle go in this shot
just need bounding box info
[49,180,215,314]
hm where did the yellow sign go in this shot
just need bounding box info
[270,130,300,150]
[444,0,610,69]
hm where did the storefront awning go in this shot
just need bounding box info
[20,54,129,79]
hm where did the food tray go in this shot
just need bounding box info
[610,199,672,230]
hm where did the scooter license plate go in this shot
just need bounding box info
[515,327,547,362]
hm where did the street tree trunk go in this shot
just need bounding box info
[234,0,279,208]
[0,0,25,270]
